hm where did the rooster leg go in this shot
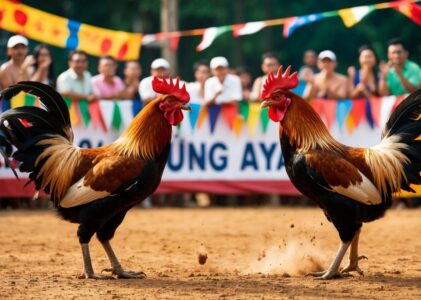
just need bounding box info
[101,241,147,279]
[79,243,113,279]
[307,241,351,280]
[341,229,367,276]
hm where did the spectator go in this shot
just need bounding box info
[236,66,252,101]
[139,58,170,105]
[303,50,350,100]
[91,56,125,99]
[0,35,30,89]
[187,60,210,104]
[56,50,97,101]
[348,45,379,99]
[250,52,280,101]
[27,44,56,88]
[298,49,318,81]
[123,61,142,100]
[204,56,242,105]
[379,38,421,96]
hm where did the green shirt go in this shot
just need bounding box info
[386,60,421,95]
[56,68,93,96]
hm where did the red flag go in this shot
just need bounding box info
[393,2,421,26]
[350,99,366,128]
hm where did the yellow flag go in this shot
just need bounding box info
[196,106,208,129]
[233,116,243,138]
[247,102,260,137]
[10,91,26,108]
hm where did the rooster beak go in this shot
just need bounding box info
[260,100,271,109]
[181,104,191,111]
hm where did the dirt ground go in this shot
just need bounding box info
[0,207,421,299]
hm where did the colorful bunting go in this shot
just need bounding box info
[188,103,202,131]
[221,103,239,129]
[260,108,270,133]
[0,91,411,136]
[79,100,91,127]
[196,26,231,51]
[338,5,375,27]
[232,21,266,37]
[207,105,221,133]
[393,2,421,25]
[283,14,324,38]
[247,102,261,137]
[0,0,142,60]
[336,100,353,129]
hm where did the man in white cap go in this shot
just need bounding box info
[139,58,171,105]
[204,56,242,105]
[303,50,350,100]
[0,35,31,89]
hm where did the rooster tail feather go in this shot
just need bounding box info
[380,89,421,193]
[0,82,78,202]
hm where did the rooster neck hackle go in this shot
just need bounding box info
[281,96,343,153]
[112,98,172,160]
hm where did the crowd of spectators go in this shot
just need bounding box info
[1,35,420,106]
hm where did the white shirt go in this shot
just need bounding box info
[139,76,158,103]
[186,81,205,105]
[204,74,242,104]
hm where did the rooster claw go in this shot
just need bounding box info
[101,268,147,279]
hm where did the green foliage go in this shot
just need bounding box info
[10,1,421,82]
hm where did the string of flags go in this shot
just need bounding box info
[0,91,407,137]
[0,0,420,60]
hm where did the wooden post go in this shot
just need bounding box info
[160,0,178,74]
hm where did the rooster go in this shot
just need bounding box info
[260,66,421,279]
[0,78,190,279]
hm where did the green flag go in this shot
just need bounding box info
[79,100,91,127]
[111,102,122,131]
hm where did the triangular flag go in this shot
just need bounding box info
[323,100,337,129]
[196,26,230,51]
[379,95,397,128]
[336,100,353,129]
[111,102,122,131]
[393,2,421,26]
[339,5,374,28]
[89,101,107,132]
[350,99,366,128]
[10,91,25,108]
[346,114,355,133]
[233,116,243,138]
[369,97,382,127]
[1,98,11,112]
[188,103,201,130]
[24,93,37,106]
[232,21,266,37]
[392,94,407,111]
[170,36,180,51]
[221,103,238,129]
[260,108,270,133]
[132,99,142,117]
[196,106,208,129]
[283,14,324,37]
[64,98,80,125]
[365,99,375,129]
[247,102,260,137]
[310,99,325,117]
[79,100,91,127]
[238,101,249,121]
[99,101,115,132]
[207,105,221,133]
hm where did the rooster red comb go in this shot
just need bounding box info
[152,76,190,102]
[261,65,298,100]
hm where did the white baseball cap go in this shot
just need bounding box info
[318,50,336,61]
[210,56,229,69]
[7,35,28,48]
[151,58,170,69]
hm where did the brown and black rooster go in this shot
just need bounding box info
[0,78,190,279]
[261,66,421,279]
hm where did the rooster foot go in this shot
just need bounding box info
[78,272,114,280]
[102,268,147,279]
[306,270,352,280]
[341,264,364,276]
